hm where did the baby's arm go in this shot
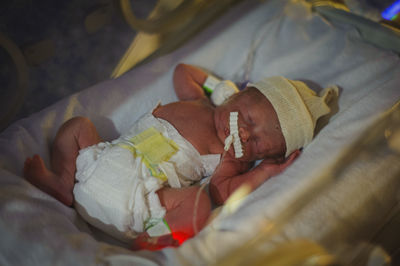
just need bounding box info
[209,153,299,205]
[173,63,208,101]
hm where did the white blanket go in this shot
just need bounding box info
[0,0,399,265]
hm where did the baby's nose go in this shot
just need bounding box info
[239,127,250,143]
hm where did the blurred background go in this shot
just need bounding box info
[0,0,245,131]
[0,0,151,130]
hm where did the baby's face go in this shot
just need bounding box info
[214,87,286,162]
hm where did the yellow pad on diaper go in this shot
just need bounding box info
[131,127,179,163]
[119,127,179,181]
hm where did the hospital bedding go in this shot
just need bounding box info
[0,0,399,265]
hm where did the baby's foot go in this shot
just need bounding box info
[24,155,50,183]
[24,155,73,206]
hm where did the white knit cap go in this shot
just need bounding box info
[248,76,338,157]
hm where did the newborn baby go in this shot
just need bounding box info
[23,63,337,247]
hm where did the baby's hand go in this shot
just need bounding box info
[258,150,301,177]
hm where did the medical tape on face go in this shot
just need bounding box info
[224,112,243,158]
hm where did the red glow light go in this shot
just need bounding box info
[171,231,191,245]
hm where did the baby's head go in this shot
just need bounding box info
[214,76,336,162]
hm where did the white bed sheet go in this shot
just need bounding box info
[0,0,399,265]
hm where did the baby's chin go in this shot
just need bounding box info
[226,148,253,162]
[238,150,262,162]
[223,148,238,160]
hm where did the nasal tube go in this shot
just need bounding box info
[224,112,243,158]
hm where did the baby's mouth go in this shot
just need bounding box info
[224,127,230,138]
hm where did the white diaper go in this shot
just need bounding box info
[73,108,220,241]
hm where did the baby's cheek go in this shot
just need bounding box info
[242,144,255,161]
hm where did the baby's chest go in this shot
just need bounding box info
[154,103,219,155]
[175,117,216,155]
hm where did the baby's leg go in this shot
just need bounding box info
[24,117,102,206]
[157,186,211,238]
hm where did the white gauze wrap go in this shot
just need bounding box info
[211,81,240,106]
[203,75,239,106]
